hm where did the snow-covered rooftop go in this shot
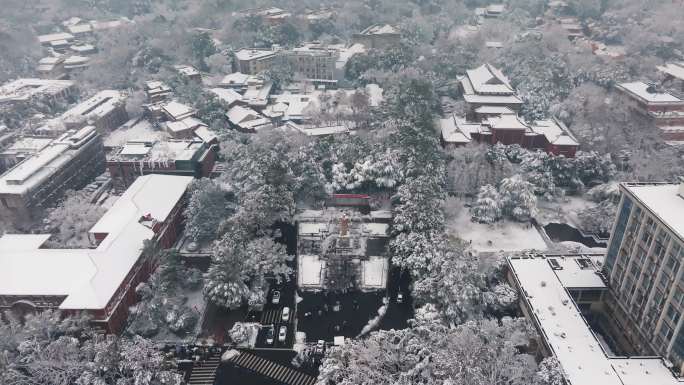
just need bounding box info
[0,174,193,309]
[103,119,168,148]
[361,256,388,289]
[360,24,399,35]
[0,78,75,103]
[162,101,196,121]
[617,82,684,104]
[220,72,251,87]
[508,255,681,385]
[235,49,277,61]
[465,64,515,95]
[38,32,74,44]
[622,183,684,242]
[658,62,684,81]
[532,119,579,147]
[298,255,326,287]
[0,127,98,195]
[63,90,126,121]
[209,88,242,106]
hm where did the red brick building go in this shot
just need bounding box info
[616,81,684,142]
[0,174,194,333]
[440,113,579,157]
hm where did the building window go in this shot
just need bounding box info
[667,304,681,325]
[660,323,674,340]
[666,255,681,275]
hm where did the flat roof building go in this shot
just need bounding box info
[0,174,194,332]
[0,78,76,108]
[62,90,129,133]
[0,126,105,223]
[352,24,401,49]
[235,49,278,75]
[508,254,682,385]
[615,82,684,141]
[106,139,215,189]
[603,181,684,371]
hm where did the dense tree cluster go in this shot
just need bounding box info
[316,305,561,385]
[42,189,108,248]
[127,250,202,338]
[0,310,181,385]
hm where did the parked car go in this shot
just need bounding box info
[272,290,281,304]
[265,326,275,345]
[278,326,287,342]
[397,293,404,303]
[282,306,290,322]
[315,340,326,355]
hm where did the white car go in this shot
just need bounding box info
[282,307,290,322]
[278,326,287,342]
[397,293,404,303]
[272,291,281,304]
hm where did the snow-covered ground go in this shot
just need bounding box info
[537,196,594,227]
[361,256,388,289]
[447,208,547,253]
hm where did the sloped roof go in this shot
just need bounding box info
[0,174,193,309]
[465,63,515,95]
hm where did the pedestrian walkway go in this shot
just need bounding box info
[226,351,316,385]
[187,352,221,385]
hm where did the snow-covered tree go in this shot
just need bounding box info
[204,235,293,309]
[392,175,446,233]
[316,314,539,385]
[499,175,538,222]
[184,178,234,242]
[534,357,565,385]
[390,231,443,278]
[127,250,201,338]
[470,184,503,224]
[42,190,107,248]
[578,199,617,234]
[1,311,181,385]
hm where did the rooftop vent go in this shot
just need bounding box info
[548,258,562,270]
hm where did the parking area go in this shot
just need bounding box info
[296,268,413,342]
[255,284,296,349]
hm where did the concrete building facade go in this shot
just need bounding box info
[0,126,105,223]
[603,181,684,370]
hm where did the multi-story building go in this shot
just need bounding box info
[234,49,278,75]
[615,82,684,142]
[352,24,401,49]
[603,181,684,369]
[62,90,129,133]
[0,78,76,109]
[459,63,523,117]
[0,136,54,173]
[297,194,391,292]
[106,139,215,189]
[37,57,67,79]
[0,126,105,223]
[658,62,684,91]
[173,64,202,82]
[507,253,682,384]
[285,43,339,86]
[0,174,194,333]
